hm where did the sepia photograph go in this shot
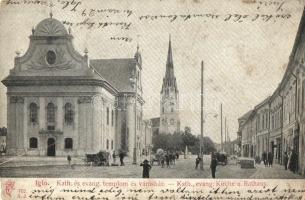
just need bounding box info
[0,0,305,182]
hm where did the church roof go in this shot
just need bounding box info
[90,58,137,93]
[34,17,68,37]
[161,36,178,93]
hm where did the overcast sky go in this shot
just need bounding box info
[0,0,303,143]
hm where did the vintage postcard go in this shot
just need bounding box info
[0,0,305,199]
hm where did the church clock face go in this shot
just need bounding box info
[46,50,56,65]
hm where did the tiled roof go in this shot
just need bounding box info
[239,110,253,121]
[90,58,136,93]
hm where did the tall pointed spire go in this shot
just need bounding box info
[167,34,173,66]
[161,35,178,93]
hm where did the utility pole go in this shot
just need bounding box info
[224,116,227,152]
[220,103,223,152]
[200,61,204,170]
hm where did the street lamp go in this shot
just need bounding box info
[130,72,138,165]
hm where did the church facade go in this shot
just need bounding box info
[2,17,144,157]
[151,37,180,135]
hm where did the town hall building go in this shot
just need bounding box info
[1,16,145,157]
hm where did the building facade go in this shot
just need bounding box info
[238,7,305,176]
[1,17,147,157]
[255,97,270,158]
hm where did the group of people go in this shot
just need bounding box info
[160,152,178,168]
[261,151,274,167]
[283,150,298,173]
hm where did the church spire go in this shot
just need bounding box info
[167,34,173,66]
[162,35,178,93]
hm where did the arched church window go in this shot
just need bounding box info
[65,138,73,149]
[47,103,55,130]
[29,137,38,148]
[171,107,174,113]
[29,103,38,124]
[64,103,74,125]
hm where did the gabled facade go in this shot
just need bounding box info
[1,17,146,157]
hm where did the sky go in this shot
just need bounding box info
[0,0,304,143]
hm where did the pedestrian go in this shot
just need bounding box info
[283,152,288,170]
[112,151,116,164]
[119,151,125,166]
[161,156,165,168]
[67,155,71,167]
[165,154,170,168]
[210,152,218,178]
[140,159,152,178]
[288,149,297,173]
[176,152,179,160]
[268,152,273,167]
[195,155,200,169]
[262,151,267,167]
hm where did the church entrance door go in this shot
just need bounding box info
[47,138,56,156]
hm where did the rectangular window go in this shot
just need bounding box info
[111,140,113,150]
[107,107,109,125]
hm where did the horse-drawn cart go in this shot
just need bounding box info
[85,151,110,166]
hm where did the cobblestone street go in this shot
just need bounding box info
[0,155,304,179]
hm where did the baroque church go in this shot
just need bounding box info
[1,16,145,157]
[151,37,180,135]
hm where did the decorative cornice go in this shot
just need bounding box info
[2,78,119,96]
[39,129,63,135]
[77,96,92,104]
[10,96,24,104]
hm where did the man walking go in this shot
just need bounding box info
[112,151,116,164]
[268,152,273,167]
[67,155,71,167]
[140,159,152,178]
[119,151,125,166]
[283,152,288,170]
[262,151,267,167]
[195,155,200,169]
[210,152,218,178]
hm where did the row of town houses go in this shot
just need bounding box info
[237,7,305,176]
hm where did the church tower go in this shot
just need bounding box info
[159,36,180,134]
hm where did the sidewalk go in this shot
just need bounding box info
[0,156,85,168]
[250,163,304,179]
[0,155,143,168]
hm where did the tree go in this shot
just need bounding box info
[151,127,216,155]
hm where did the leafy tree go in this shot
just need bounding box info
[152,127,216,155]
